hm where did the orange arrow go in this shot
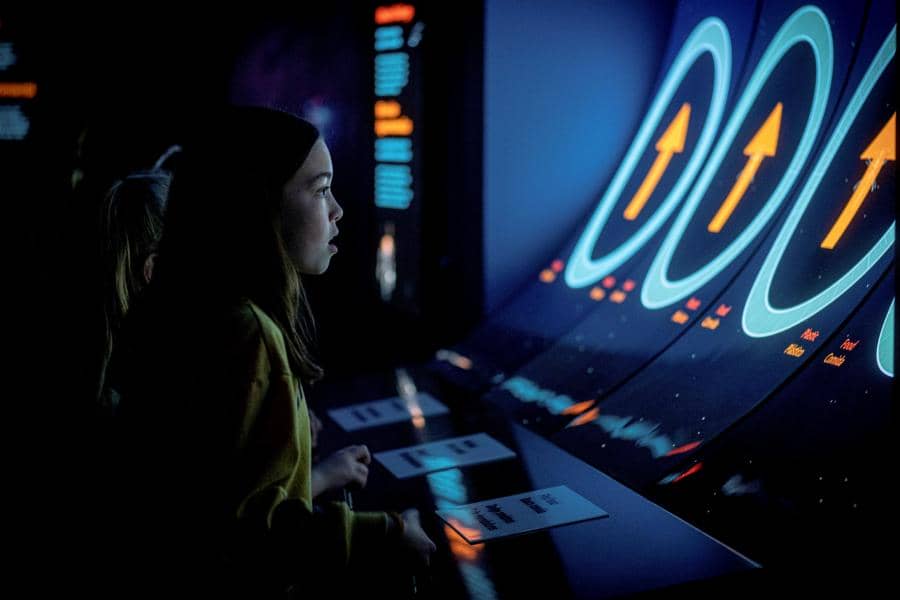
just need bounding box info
[623,103,691,220]
[821,112,895,250]
[708,102,783,233]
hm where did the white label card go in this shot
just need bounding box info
[327,392,449,431]
[437,485,608,543]
[374,433,516,478]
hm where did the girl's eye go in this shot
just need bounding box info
[317,187,330,197]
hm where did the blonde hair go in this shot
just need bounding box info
[98,171,171,406]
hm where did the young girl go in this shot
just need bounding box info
[112,106,435,597]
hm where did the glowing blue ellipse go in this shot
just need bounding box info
[877,300,894,377]
[641,6,834,309]
[564,18,731,288]
[742,27,895,338]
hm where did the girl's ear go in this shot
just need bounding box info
[143,252,158,284]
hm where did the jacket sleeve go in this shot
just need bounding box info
[223,303,392,580]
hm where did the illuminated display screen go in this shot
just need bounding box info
[455,3,851,397]
[433,0,894,566]
[548,5,891,479]
[372,3,423,309]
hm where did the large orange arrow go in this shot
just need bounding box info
[821,112,895,250]
[708,102,783,233]
[623,103,691,220]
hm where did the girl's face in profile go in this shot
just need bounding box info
[281,139,344,275]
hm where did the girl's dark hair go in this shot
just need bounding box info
[99,170,171,405]
[153,106,324,383]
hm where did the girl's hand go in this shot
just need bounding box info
[311,445,371,498]
[399,508,437,566]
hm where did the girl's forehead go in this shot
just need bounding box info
[300,141,333,178]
